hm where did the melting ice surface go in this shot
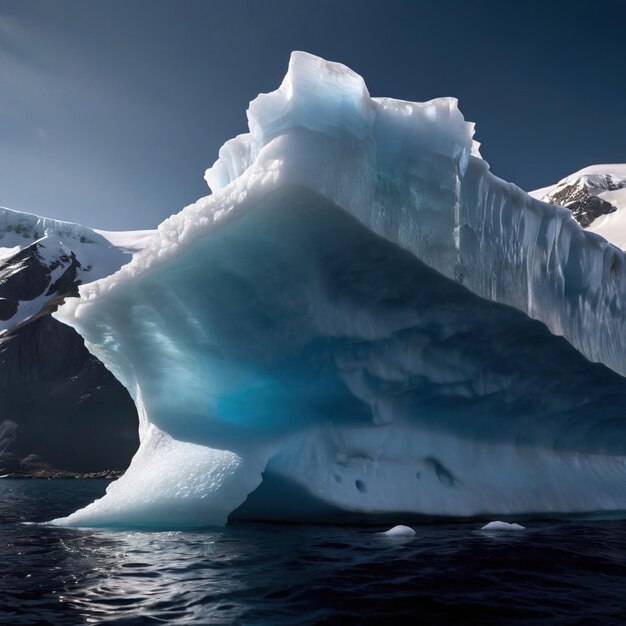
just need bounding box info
[52,52,626,528]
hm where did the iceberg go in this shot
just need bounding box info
[51,52,626,528]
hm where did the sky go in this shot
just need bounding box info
[0,0,624,231]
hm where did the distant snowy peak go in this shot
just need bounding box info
[0,206,96,240]
[0,206,155,334]
[544,173,621,227]
[0,234,81,326]
[531,165,626,239]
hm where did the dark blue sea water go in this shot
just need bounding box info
[2,480,626,625]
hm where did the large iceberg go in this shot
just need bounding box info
[52,53,626,528]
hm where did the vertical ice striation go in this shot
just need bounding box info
[459,160,626,376]
[51,52,626,528]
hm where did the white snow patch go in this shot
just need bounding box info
[96,229,156,255]
[0,245,21,262]
[528,184,554,200]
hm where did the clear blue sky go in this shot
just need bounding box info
[1,0,624,230]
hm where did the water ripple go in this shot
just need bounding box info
[2,480,626,624]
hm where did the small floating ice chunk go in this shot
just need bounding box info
[381,525,416,537]
[481,521,525,531]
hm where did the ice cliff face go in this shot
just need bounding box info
[51,52,626,528]
[0,208,151,473]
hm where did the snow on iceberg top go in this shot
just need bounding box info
[205,52,480,194]
[57,52,626,381]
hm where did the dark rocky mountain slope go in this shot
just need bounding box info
[532,165,626,229]
[0,207,151,474]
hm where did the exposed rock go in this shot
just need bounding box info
[0,298,18,321]
[541,172,625,228]
[0,241,51,301]
[0,208,146,475]
[0,315,138,473]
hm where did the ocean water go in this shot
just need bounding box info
[2,480,626,625]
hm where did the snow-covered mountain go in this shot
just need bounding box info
[47,52,626,528]
[530,165,626,247]
[0,207,153,473]
[0,206,153,333]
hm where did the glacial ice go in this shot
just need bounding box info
[381,525,416,537]
[51,52,626,528]
[481,522,525,532]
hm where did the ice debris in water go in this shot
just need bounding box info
[381,525,416,537]
[481,521,526,531]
